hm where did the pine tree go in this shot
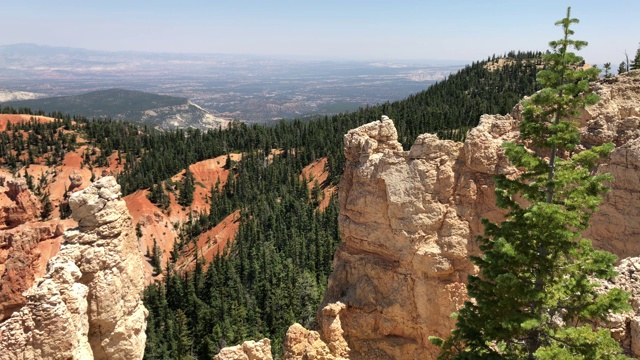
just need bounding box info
[603,62,612,78]
[136,222,143,239]
[431,8,631,360]
[631,43,640,70]
[40,192,52,220]
[151,238,162,275]
[25,171,34,192]
[618,62,627,74]
[225,153,234,170]
[178,167,195,208]
[174,309,193,359]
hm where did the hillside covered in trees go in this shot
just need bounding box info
[1,89,228,130]
[0,51,541,358]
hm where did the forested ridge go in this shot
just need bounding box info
[0,51,541,358]
[2,88,188,119]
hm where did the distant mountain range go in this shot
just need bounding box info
[1,89,229,130]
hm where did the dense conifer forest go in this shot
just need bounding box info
[0,52,542,358]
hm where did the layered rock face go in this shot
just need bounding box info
[0,176,147,360]
[314,72,640,359]
[323,116,478,359]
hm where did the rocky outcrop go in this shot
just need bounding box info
[578,75,640,259]
[310,72,640,359]
[68,171,84,193]
[0,221,67,321]
[0,176,147,359]
[321,115,475,359]
[282,302,349,360]
[214,338,273,360]
[0,177,41,227]
[284,324,336,360]
[213,302,349,360]
[597,257,640,357]
[0,175,62,323]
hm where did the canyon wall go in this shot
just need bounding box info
[309,72,640,359]
[0,176,147,360]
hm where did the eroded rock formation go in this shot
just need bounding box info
[0,175,66,323]
[67,171,83,193]
[0,177,42,227]
[323,115,476,359]
[0,221,67,321]
[312,72,640,359]
[282,302,349,360]
[0,176,147,360]
[214,338,273,360]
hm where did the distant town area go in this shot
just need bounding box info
[0,44,461,122]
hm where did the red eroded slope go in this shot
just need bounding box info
[125,154,241,280]
[169,153,242,217]
[17,143,123,220]
[135,154,242,276]
[124,189,179,282]
[170,156,333,274]
[44,151,93,218]
[175,210,241,273]
[0,114,56,131]
[301,157,336,211]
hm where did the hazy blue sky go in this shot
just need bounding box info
[4,0,638,65]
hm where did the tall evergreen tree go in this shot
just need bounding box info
[40,192,52,220]
[603,62,612,78]
[631,43,640,70]
[618,61,627,74]
[178,167,195,208]
[431,8,630,360]
[174,309,194,359]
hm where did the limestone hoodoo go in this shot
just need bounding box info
[0,176,148,360]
